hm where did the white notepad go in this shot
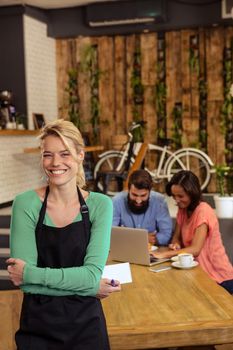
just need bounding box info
[102,262,132,284]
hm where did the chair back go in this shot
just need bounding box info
[123,143,148,190]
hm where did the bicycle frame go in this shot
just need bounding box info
[147,144,174,179]
[97,142,174,178]
[97,142,138,172]
[96,122,144,171]
[97,142,215,181]
[148,144,215,180]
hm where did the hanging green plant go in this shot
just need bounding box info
[171,102,183,150]
[189,48,199,75]
[80,44,101,142]
[65,68,81,129]
[189,35,199,75]
[154,37,166,145]
[221,45,233,166]
[189,34,208,151]
[131,39,144,142]
[198,77,208,151]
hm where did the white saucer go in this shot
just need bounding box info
[171,261,199,269]
[171,256,178,262]
[150,245,158,252]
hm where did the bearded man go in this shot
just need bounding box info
[112,169,172,246]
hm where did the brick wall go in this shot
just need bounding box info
[0,16,57,204]
[0,136,44,203]
[23,15,58,129]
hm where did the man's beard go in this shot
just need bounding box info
[127,195,149,214]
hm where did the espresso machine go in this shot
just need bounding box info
[0,90,16,129]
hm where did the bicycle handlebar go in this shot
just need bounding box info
[127,121,147,141]
[129,120,147,131]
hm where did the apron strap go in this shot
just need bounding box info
[77,187,91,244]
[35,186,49,233]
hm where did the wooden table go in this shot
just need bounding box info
[102,263,233,349]
[1,264,233,350]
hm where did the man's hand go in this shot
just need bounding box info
[96,278,121,299]
[6,258,26,286]
[148,232,157,245]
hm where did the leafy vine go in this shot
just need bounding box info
[66,68,81,129]
[81,44,101,142]
[131,37,144,142]
[155,37,167,144]
[189,34,208,151]
[221,46,233,166]
[171,102,183,150]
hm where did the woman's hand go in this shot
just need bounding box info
[6,258,26,286]
[96,278,121,299]
[169,242,181,250]
[152,250,169,259]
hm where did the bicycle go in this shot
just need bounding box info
[94,121,215,196]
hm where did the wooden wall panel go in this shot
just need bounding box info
[114,36,126,134]
[141,33,157,143]
[206,28,225,163]
[56,39,75,120]
[199,28,206,76]
[126,35,136,129]
[76,37,92,134]
[181,30,199,147]
[56,27,233,192]
[189,32,200,147]
[225,26,233,46]
[141,33,157,86]
[206,28,225,191]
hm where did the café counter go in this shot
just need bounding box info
[0,130,38,136]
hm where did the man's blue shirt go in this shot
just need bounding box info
[112,191,172,245]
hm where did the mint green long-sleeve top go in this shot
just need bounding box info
[10,190,113,297]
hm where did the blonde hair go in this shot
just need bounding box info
[39,119,86,188]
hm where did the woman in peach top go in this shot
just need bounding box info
[154,170,233,294]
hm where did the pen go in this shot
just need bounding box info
[111,279,116,287]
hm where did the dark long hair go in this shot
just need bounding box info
[166,170,202,211]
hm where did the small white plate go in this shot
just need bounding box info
[171,256,178,262]
[150,245,158,252]
[171,261,199,269]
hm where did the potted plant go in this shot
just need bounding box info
[214,164,233,218]
[16,113,27,130]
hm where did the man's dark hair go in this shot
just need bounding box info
[128,170,153,191]
[166,170,202,211]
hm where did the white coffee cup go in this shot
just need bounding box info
[178,253,194,267]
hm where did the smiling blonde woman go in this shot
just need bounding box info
[7,119,120,350]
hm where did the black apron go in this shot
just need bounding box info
[16,187,110,350]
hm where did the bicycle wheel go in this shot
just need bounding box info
[94,152,134,196]
[165,150,212,191]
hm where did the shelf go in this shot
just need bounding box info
[0,130,39,136]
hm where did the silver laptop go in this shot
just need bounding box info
[110,226,170,266]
